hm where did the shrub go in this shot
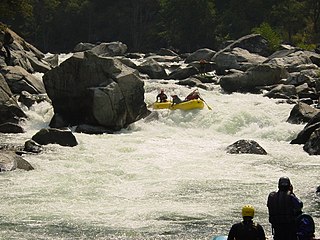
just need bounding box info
[252,22,282,51]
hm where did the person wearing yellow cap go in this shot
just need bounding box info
[227,205,266,240]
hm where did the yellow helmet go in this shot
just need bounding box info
[242,205,254,218]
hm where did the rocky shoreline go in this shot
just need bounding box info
[1,25,320,175]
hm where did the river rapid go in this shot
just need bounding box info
[0,59,319,239]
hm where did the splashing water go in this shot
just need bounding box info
[0,75,319,240]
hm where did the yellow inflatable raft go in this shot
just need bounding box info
[152,99,205,110]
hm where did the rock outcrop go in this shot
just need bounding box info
[43,51,149,131]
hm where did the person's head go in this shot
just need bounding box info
[278,177,291,191]
[160,89,164,93]
[242,205,254,220]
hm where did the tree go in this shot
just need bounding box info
[0,0,33,35]
[28,0,61,51]
[159,0,217,52]
[217,0,275,40]
[0,0,33,22]
[305,0,320,37]
[270,0,305,43]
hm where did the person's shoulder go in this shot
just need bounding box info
[268,191,277,197]
[290,193,303,201]
[231,222,242,228]
[255,222,264,228]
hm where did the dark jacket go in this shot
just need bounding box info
[171,95,182,105]
[267,190,303,225]
[267,190,303,240]
[227,219,266,240]
[156,93,167,102]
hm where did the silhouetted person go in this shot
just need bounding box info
[267,177,303,240]
[227,205,266,240]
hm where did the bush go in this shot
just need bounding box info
[252,22,282,51]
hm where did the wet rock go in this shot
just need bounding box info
[0,151,34,171]
[43,51,149,131]
[167,65,198,80]
[18,91,50,108]
[0,104,27,127]
[287,102,320,124]
[226,139,267,155]
[264,84,297,99]
[24,139,43,154]
[291,112,320,144]
[74,124,114,134]
[1,65,46,94]
[138,58,168,79]
[0,122,24,133]
[220,63,288,93]
[185,48,216,63]
[73,42,96,52]
[303,128,320,155]
[89,41,127,56]
[32,128,78,147]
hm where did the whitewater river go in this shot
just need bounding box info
[0,71,319,239]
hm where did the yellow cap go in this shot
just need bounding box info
[242,205,254,218]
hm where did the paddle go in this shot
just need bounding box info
[147,102,155,108]
[202,99,212,110]
[190,88,212,110]
[198,92,212,110]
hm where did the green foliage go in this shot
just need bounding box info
[270,0,306,43]
[296,43,316,51]
[1,0,320,53]
[252,22,282,51]
[292,32,316,50]
[159,0,217,52]
[0,0,33,19]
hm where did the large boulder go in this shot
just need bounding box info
[303,128,320,155]
[1,65,46,94]
[89,41,127,56]
[290,112,320,144]
[185,48,216,63]
[137,58,168,79]
[74,42,96,52]
[213,47,267,74]
[167,66,199,80]
[215,34,271,57]
[220,63,288,93]
[264,84,297,99]
[43,51,149,131]
[287,102,320,124]
[285,68,320,86]
[266,50,313,73]
[0,122,24,133]
[0,73,17,106]
[0,73,26,132]
[0,27,51,73]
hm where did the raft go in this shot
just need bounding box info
[152,99,205,110]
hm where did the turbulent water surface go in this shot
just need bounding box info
[0,66,319,239]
